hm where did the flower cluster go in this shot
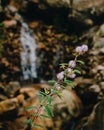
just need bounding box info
[56,44,88,88]
[75,44,88,55]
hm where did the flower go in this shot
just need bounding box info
[67,68,76,79]
[67,68,72,73]
[69,73,76,79]
[75,46,82,53]
[56,84,61,90]
[75,45,88,54]
[57,71,64,80]
[68,60,76,68]
[81,44,88,52]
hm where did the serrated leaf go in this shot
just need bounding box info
[34,124,44,128]
[61,85,65,89]
[44,105,54,117]
[48,96,52,105]
[64,69,68,75]
[44,105,51,117]
[23,119,30,124]
[56,91,62,99]
[0,23,3,27]
[25,106,37,111]
[60,63,68,69]
[69,83,74,88]
[39,91,47,96]
[60,63,68,66]
[23,119,33,127]
[73,69,81,74]
[48,80,56,84]
[77,60,85,65]
[39,94,43,104]
[40,114,50,118]
[29,119,34,127]
[64,79,72,85]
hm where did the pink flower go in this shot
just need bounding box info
[69,73,76,79]
[81,44,88,52]
[56,84,61,90]
[75,45,88,54]
[57,71,64,80]
[68,60,76,68]
[75,46,82,53]
[67,68,72,73]
[67,68,76,79]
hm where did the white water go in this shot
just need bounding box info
[20,21,37,80]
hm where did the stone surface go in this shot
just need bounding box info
[44,0,70,8]
[0,98,18,115]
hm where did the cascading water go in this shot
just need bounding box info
[20,22,37,80]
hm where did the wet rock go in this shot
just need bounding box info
[99,24,104,37]
[24,87,83,130]
[3,20,17,28]
[0,98,19,119]
[53,89,83,118]
[6,81,21,97]
[44,0,70,8]
[19,87,38,97]
[89,84,101,93]
[86,100,104,130]
[74,100,104,130]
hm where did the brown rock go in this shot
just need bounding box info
[19,87,38,97]
[24,87,83,130]
[3,20,17,28]
[6,82,21,97]
[0,98,19,115]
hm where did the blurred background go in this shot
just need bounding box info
[0,0,104,130]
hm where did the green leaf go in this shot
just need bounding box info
[73,69,81,74]
[25,106,37,111]
[29,119,34,127]
[23,119,30,124]
[60,63,68,66]
[0,23,3,27]
[39,94,43,104]
[23,119,33,127]
[34,124,44,128]
[69,82,74,88]
[48,80,56,84]
[64,78,72,85]
[39,91,47,96]
[40,114,50,118]
[64,69,68,75]
[48,96,52,105]
[77,60,85,65]
[57,92,62,99]
[44,105,54,117]
[60,63,68,69]
[61,85,65,89]
[44,105,51,117]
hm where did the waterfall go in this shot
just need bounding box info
[20,22,37,80]
[6,5,38,81]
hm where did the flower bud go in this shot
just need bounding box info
[57,71,64,80]
[75,46,82,53]
[81,44,88,52]
[68,68,72,73]
[69,73,76,79]
[56,84,61,90]
[68,60,76,68]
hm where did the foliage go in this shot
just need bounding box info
[24,44,88,128]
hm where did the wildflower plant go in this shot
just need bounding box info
[24,44,88,128]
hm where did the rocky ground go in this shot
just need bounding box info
[0,0,104,130]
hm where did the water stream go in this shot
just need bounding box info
[20,21,37,80]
